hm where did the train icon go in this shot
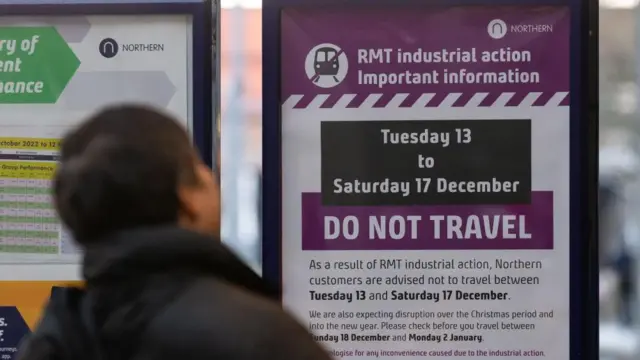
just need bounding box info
[305,43,348,88]
[313,47,341,83]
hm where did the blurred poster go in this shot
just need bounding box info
[280,6,569,359]
[0,15,191,264]
[0,281,82,359]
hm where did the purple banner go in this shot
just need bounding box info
[281,7,570,108]
[301,192,553,250]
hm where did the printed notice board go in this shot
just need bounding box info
[0,281,82,359]
[276,6,577,359]
[0,15,189,262]
[0,0,213,264]
[0,1,213,358]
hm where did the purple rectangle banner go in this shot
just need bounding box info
[281,7,570,108]
[301,191,553,250]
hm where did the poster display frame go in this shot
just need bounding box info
[0,2,215,352]
[0,0,215,168]
[262,0,598,359]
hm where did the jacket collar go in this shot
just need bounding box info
[82,226,278,299]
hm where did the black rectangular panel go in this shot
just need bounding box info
[321,119,531,206]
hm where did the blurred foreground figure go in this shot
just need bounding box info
[16,105,331,360]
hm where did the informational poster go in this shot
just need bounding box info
[0,15,192,263]
[281,7,569,359]
[0,281,82,358]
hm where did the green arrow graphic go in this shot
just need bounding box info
[0,26,80,104]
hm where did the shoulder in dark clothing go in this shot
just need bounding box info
[16,227,331,360]
[139,277,330,360]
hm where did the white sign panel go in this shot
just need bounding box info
[0,15,191,264]
[281,6,570,359]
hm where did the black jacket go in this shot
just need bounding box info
[16,227,331,360]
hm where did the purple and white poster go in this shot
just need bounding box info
[281,6,569,359]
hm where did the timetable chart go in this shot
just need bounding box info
[0,137,78,256]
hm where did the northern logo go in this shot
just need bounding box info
[487,19,507,40]
[99,38,118,58]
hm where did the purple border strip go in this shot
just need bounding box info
[284,92,568,108]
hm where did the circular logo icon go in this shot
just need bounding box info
[305,43,348,88]
[487,19,507,39]
[99,38,118,58]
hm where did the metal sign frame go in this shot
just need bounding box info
[0,0,215,168]
[262,0,597,359]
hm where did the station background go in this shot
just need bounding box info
[0,0,627,356]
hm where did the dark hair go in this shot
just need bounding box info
[54,105,199,244]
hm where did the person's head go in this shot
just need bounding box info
[54,105,220,245]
